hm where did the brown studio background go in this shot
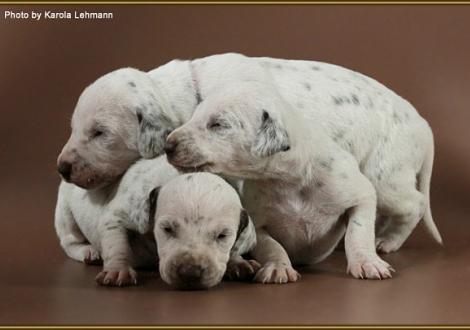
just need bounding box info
[0,4,469,325]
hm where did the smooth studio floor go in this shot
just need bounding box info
[1,185,469,325]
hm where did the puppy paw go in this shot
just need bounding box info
[375,236,402,254]
[225,259,261,281]
[95,267,137,287]
[254,262,300,284]
[347,255,395,280]
[83,246,102,265]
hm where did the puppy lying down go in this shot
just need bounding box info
[55,156,257,289]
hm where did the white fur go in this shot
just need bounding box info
[55,156,179,286]
[154,173,257,289]
[55,157,256,288]
[165,54,442,282]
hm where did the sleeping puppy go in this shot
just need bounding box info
[154,172,258,289]
[55,156,257,288]
[165,80,441,282]
[55,55,258,251]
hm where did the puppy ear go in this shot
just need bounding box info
[230,209,257,257]
[147,186,161,228]
[251,110,290,157]
[136,106,175,159]
[130,186,161,234]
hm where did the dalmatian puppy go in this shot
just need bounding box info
[56,53,270,190]
[154,172,258,289]
[55,156,257,287]
[165,77,442,282]
[55,156,179,285]
[55,54,267,253]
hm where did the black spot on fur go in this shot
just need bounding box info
[333,96,344,106]
[351,94,360,105]
[185,175,193,181]
[318,157,335,170]
[128,81,136,88]
[311,65,321,71]
[262,110,269,121]
[303,82,311,91]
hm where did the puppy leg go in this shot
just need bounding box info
[252,229,300,284]
[375,169,426,253]
[344,175,394,279]
[54,197,101,264]
[95,219,137,287]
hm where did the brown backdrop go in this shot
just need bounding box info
[0,5,469,325]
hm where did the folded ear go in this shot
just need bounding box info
[251,110,290,157]
[147,186,161,228]
[136,106,175,159]
[129,186,161,234]
[230,209,257,257]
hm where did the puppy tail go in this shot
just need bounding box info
[418,135,443,246]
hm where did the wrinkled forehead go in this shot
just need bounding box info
[195,89,264,121]
[71,84,139,128]
[156,193,241,227]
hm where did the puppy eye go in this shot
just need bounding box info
[208,121,231,131]
[92,130,104,138]
[216,231,229,241]
[163,226,175,236]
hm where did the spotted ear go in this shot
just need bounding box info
[251,110,290,157]
[230,209,257,257]
[129,186,161,234]
[136,106,175,159]
[147,186,161,228]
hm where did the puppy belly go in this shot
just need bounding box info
[265,212,346,266]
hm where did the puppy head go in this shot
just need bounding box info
[165,82,291,179]
[57,67,176,189]
[151,173,255,290]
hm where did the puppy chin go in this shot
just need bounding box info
[70,173,117,190]
[167,155,212,173]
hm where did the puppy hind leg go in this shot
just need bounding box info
[344,175,394,279]
[375,175,425,253]
[54,200,101,264]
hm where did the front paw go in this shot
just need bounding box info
[225,259,261,281]
[254,262,300,284]
[347,255,394,280]
[83,246,102,265]
[95,267,138,287]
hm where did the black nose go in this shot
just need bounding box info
[164,140,178,156]
[58,161,72,181]
[177,263,203,283]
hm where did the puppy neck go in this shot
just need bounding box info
[261,109,328,185]
[147,59,200,126]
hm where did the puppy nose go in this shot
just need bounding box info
[177,263,203,282]
[164,139,178,156]
[58,161,72,181]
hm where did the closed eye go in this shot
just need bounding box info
[217,233,227,240]
[160,223,177,237]
[207,120,231,130]
[215,229,231,241]
[91,129,105,139]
